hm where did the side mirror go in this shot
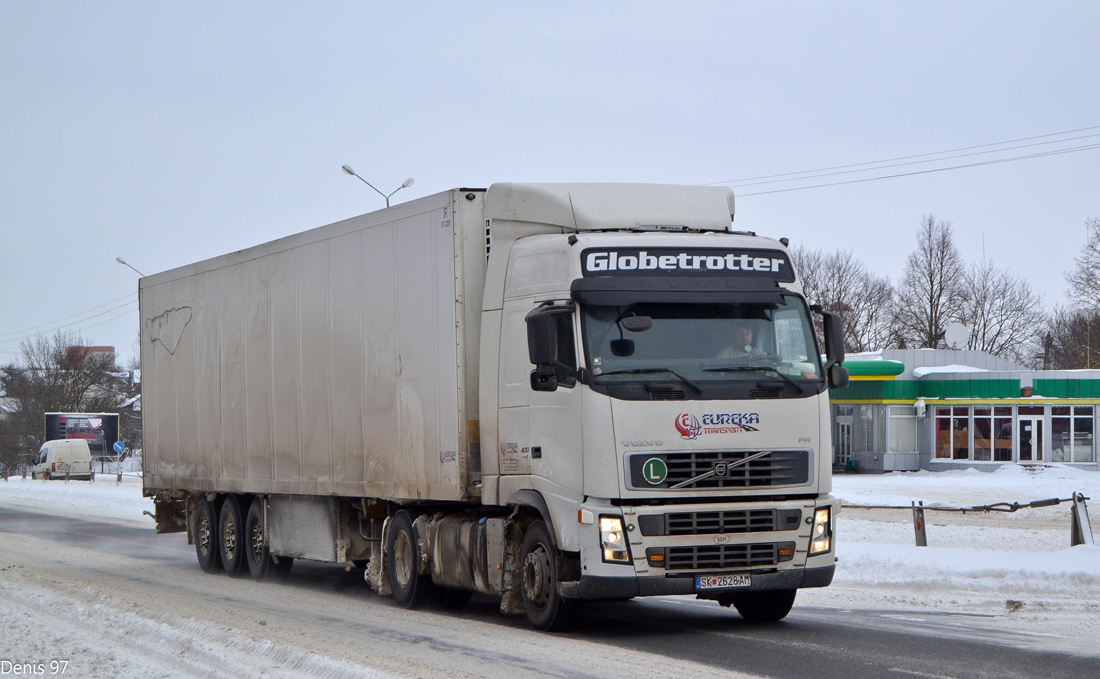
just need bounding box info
[525,302,578,392]
[811,304,848,389]
[526,304,571,366]
[828,364,849,390]
[531,367,558,392]
[821,309,845,366]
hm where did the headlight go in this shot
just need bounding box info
[809,507,832,555]
[599,515,631,564]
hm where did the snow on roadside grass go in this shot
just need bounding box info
[0,475,153,525]
[832,464,1100,508]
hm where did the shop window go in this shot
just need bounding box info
[952,410,969,459]
[935,407,952,458]
[973,407,992,461]
[1054,406,1095,463]
[888,406,917,453]
[857,405,875,453]
[994,412,1013,462]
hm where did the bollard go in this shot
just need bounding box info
[912,501,927,546]
[65,471,70,483]
[116,471,122,485]
[1071,492,1095,547]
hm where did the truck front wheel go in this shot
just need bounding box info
[194,497,221,573]
[385,511,436,608]
[520,520,581,631]
[720,589,797,622]
[218,495,245,577]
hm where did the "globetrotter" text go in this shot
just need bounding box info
[585,251,785,273]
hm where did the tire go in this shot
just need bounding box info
[721,589,797,622]
[244,498,272,581]
[244,499,293,580]
[385,511,436,609]
[194,497,221,574]
[31,471,36,480]
[520,520,582,631]
[219,495,246,577]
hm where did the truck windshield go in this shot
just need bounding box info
[580,296,823,398]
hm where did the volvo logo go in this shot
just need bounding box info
[714,461,728,477]
[622,440,664,448]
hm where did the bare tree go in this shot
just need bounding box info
[1065,216,1100,312]
[0,331,122,473]
[791,245,896,352]
[962,259,1044,363]
[1040,306,1100,369]
[895,215,967,348]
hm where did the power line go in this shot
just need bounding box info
[706,124,1100,187]
[0,293,137,341]
[0,298,139,354]
[723,133,1100,190]
[737,142,1100,197]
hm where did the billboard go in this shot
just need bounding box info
[44,413,120,459]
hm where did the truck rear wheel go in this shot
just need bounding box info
[385,511,436,608]
[194,497,221,573]
[721,589,797,622]
[218,495,245,577]
[520,520,581,631]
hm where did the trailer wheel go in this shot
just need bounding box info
[218,495,245,577]
[244,498,280,581]
[194,497,221,573]
[721,589,797,622]
[520,520,581,631]
[385,511,435,608]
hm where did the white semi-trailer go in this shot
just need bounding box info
[141,183,848,630]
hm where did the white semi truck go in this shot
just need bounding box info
[141,183,848,630]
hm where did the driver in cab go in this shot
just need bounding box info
[718,321,765,359]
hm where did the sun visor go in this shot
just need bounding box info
[570,277,788,305]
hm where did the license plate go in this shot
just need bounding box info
[696,574,751,591]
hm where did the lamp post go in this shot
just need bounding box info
[341,165,414,207]
[115,257,145,276]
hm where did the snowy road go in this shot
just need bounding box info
[2,479,1099,678]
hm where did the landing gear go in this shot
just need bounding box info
[520,520,581,631]
[718,589,797,622]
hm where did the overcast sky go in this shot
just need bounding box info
[2,2,1098,366]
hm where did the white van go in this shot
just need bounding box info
[33,439,94,480]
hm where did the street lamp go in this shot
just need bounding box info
[116,257,145,276]
[341,165,414,207]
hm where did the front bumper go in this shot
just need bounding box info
[559,564,835,599]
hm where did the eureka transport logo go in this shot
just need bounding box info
[675,412,760,439]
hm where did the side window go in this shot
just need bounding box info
[37,445,48,465]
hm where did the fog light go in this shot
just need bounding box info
[599,515,631,564]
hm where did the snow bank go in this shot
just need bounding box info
[833,464,1100,508]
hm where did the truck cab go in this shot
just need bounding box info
[478,184,846,628]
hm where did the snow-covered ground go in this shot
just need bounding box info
[802,464,1100,656]
[1,466,1098,674]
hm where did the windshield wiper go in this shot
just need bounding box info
[596,367,702,392]
[702,365,807,394]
